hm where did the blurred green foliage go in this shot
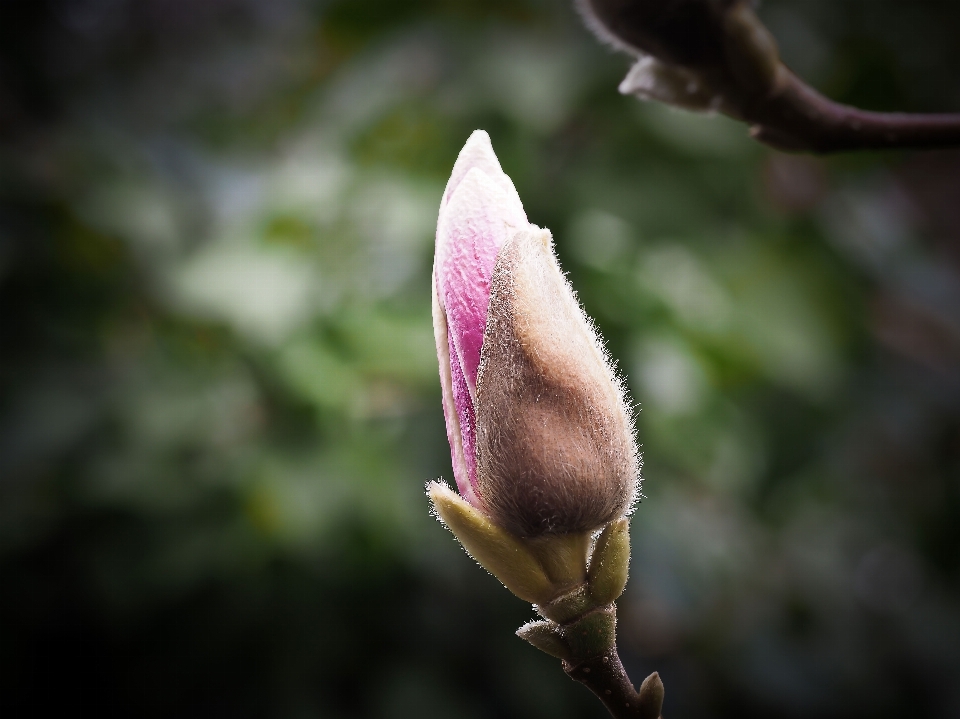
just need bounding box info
[2,1,960,717]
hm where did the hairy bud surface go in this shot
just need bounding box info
[431,130,639,542]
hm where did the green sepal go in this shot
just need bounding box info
[516,620,571,661]
[428,481,554,604]
[526,531,591,590]
[537,583,595,625]
[587,518,630,606]
[562,606,617,659]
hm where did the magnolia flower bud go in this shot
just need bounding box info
[431,130,639,542]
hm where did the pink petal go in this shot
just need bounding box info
[447,326,479,500]
[432,275,481,507]
[433,130,532,509]
[436,168,527,395]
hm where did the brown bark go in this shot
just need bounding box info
[744,69,960,153]
[565,649,664,719]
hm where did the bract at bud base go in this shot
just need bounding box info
[428,481,632,618]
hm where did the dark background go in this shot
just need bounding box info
[2,1,959,717]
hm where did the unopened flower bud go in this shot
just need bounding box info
[429,131,639,608]
[431,130,638,537]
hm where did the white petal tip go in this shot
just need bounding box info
[463,128,493,148]
[442,130,523,214]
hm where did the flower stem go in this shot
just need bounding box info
[519,603,663,719]
[565,649,663,719]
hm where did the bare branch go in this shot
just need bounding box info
[745,71,960,153]
[578,0,960,153]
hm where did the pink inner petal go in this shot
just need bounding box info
[436,169,527,394]
[433,275,475,506]
[433,136,533,508]
[447,330,478,498]
[441,234,498,392]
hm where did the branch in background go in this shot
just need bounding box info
[577,0,960,153]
